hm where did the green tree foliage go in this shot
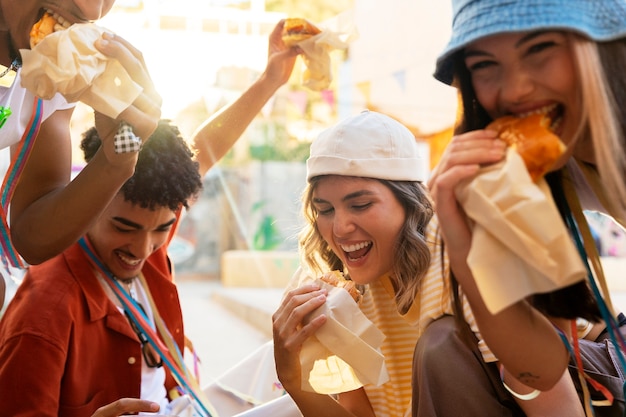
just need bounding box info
[251,201,283,250]
[249,121,310,162]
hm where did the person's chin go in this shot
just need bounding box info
[110,259,143,279]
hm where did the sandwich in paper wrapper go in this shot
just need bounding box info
[283,12,358,91]
[455,114,587,314]
[20,22,142,119]
[286,267,389,394]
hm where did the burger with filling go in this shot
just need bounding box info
[486,112,565,182]
[319,270,362,303]
[30,11,71,48]
[282,17,321,47]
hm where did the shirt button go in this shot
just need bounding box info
[175,328,181,334]
[128,356,137,365]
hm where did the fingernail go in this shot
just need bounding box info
[490,147,505,157]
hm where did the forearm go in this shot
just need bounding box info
[11,148,134,264]
[504,367,584,417]
[192,71,285,176]
[451,255,569,391]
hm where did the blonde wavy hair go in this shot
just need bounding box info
[298,177,434,313]
[571,35,626,219]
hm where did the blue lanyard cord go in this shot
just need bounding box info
[77,237,214,417]
[1,98,42,206]
[562,207,626,413]
[563,210,626,367]
[559,180,626,417]
[0,97,44,269]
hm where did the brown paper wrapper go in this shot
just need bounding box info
[286,268,388,394]
[455,148,587,314]
[296,11,358,91]
[20,23,142,118]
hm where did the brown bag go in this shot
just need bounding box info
[568,326,626,417]
[450,277,525,416]
[451,275,626,417]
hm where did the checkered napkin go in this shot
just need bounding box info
[114,122,142,154]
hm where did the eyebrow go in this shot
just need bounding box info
[312,190,376,205]
[342,190,376,201]
[515,31,551,47]
[464,30,552,59]
[112,216,177,230]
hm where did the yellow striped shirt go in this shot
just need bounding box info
[359,216,492,417]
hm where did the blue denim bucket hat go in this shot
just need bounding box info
[434,0,626,85]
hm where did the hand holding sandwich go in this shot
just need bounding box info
[277,15,357,91]
[8,12,162,266]
[91,31,162,166]
[431,114,585,314]
[22,14,162,164]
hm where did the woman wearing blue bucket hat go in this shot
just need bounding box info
[422,0,626,416]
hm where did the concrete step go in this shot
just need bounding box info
[211,287,284,338]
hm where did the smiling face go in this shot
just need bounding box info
[86,194,176,280]
[464,31,583,169]
[312,175,406,286]
[0,0,115,64]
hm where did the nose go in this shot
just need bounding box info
[130,233,156,260]
[332,211,356,238]
[500,64,535,105]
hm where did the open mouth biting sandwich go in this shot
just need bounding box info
[486,111,565,182]
[281,17,322,47]
[319,270,362,303]
[30,11,71,48]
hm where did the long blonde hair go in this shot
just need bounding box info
[299,177,433,313]
[572,35,626,219]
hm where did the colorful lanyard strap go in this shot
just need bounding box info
[554,321,614,416]
[0,97,43,270]
[561,169,626,416]
[77,236,218,417]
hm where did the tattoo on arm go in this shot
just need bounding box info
[517,372,540,385]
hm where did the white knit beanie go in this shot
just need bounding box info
[306,110,426,182]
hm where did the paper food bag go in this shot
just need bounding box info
[203,341,289,417]
[455,148,587,314]
[297,12,358,91]
[20,23,142,118]
[287,269,388,394]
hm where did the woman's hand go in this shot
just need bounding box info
[263,19,301,87]
[90,398,160,417]
[94,32,162,168]
[272,284,328,390]
[429,129,505,256]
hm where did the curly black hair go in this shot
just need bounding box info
[80,120,203,211]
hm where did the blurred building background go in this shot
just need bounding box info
[64,0,626,284]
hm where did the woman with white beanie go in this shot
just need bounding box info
[273,110,450,417]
